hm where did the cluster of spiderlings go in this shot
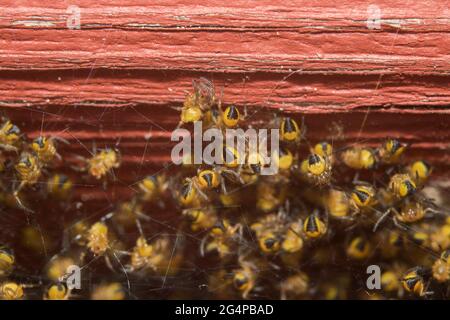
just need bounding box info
[172,78,450,300]
[0,116,126,300]
[0,77,449,300]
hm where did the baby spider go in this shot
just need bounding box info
[401,266,433,298]
[311,141,334,164]
[182,206,218,232]
[102,202,148,241]
[280,272,309,300]
[251,213,285,254]
[429,223,450,252]
[180,164,244,205]
[388,173,417,200]
[176,77,216,128]
[407,160,432,186]
[377,138,408,165]
[137,174,169,204]
[431,251,450,283]
[47,173,73,201]
[380,263,407,298]
[251,207,301,254]
[270,116,305,145]
[0,245,14,277]
[70,220,131,292]
[218,105,245,129]
[256,179,288,213]
[126,235,180,276]
[200,166,244,194]
[349,184,378,215]
[240,150,270,185]
[0,281,25,300]
[177,177,206,207]
[44,282,72,300]
[346,235,373,260]
[0,117,22,152]
[30,135,69,165]
[299,153,332,187]
[221,144,244,170]
[13,152,43,212]
[271,147,295,173]
[340,183,384,229]
[373,199,441,232]
[232,257,258,299]
[91,282,125,300]
[201,219,243,258]
[73,143,121,187]
[86,221,111,256]
[281,220,304,254]
[103,206,183,277]
[341,146,376,170]
[325,188,352,220]
[0,281,37,300]
[303,210,328,240]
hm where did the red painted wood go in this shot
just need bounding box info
[1,71,450,110]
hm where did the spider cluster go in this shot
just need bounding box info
[0,78,449,300]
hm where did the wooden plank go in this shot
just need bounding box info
[0,71,449,110]
[0,2,449,74]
